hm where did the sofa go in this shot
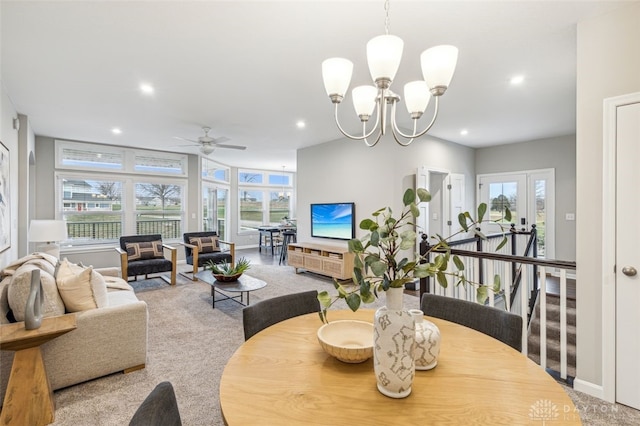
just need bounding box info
[0,253,148,405]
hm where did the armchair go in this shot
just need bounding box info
[116,234,177,286]
[181,232,235,281]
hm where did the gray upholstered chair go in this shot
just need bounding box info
[129,381,182,426]
[181,231,235,280]
[420,293,523,351]
[242,290,320,340]
[116,234,177,286]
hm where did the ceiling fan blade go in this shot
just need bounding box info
[215,144,247,150]
[211,136,231,144]
[173,136,199,144]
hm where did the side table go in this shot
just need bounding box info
[0,314,77,426]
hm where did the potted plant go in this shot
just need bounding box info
[205,257,251,282]
[317,187,511,323]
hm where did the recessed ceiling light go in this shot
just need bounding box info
[510,75,525,85]
[460,129,468,136]
[112,128,122,135]
[296,120,306,129]
[140,83,154,94]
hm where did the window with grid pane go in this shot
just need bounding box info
[135,183,184,239]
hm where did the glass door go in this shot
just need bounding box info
[203,186,228,240]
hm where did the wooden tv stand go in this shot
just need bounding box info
[287,243,354,281]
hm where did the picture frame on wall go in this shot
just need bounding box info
[0,141,10,253]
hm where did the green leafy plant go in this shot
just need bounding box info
[206,257,251,276]
[317,188,511,323]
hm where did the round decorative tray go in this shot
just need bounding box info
[212,273,242,282]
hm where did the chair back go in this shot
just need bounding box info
[129,381,182,426]
[120,234,163,251]
[183,231,219,259]
[243,290,320,340]
[420,293,523,351]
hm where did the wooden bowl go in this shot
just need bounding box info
[317,320,374,363]
[213,273,242,282]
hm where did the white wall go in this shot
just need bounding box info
[296,133,475,247]
[0,80,20,268]
[475,134,576,261]
[576,3,640,391]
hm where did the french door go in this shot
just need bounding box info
[203,186,228,240]
[478,170,554,258]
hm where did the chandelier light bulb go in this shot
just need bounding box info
[352,86,379,120]
[322,58,354,102]
[367,34,404,88]
[421,45,459,95]
[403,81,430,116]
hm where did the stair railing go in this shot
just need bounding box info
[418,229,577,380]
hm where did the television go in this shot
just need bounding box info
[310,202,356,240]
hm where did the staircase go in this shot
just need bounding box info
[527,291,577,379]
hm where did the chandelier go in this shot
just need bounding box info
[321,0,458,147]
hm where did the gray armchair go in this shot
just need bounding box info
[181,232,235,280]
[116,234,177,286]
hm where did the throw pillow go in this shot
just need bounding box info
[125,241,164,261]
[56,259,109,311]
[6,264,65,321]
[189,236,220,253]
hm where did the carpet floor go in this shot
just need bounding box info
[49,264,640,425]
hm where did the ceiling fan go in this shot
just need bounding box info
[174,127,246,155]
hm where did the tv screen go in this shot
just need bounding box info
[310,202,356,240]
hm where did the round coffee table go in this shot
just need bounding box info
[195,271,266,309]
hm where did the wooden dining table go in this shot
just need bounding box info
[220,309,581,425]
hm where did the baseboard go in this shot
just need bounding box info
[573,378,607,401]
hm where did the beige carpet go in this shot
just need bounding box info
[49,265,640,425]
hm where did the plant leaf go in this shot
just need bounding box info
[496,236,508,251]
[370,230,380,247]
[348,238,364,253]
[477,203,487,222]
[417,188,431,202]
[370,260,387,276]
[493,274,501,292]
[436,271,448,288]
[359,218,376,230]
[410,203,420,218]
[317,291,332,308]
[458,212,469,232]
[453,255,465,270]
[504,207,512,222]
[345,293,361,312]
[476,286,488,304]
[403,188,415,206]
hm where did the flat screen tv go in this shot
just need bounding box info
[310,202,356,240]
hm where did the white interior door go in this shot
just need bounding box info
[615,101,640,409]
[416,167,465,242]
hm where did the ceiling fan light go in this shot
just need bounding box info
[352,85,378,118]
[367,34,404,85]
[421,45,458,93]
[404,81,430,115]
[200,145,215,155]
[322,58,353,99]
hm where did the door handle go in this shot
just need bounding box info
[622,266,637,277]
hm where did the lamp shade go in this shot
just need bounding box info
[322,58,354,97]
[420,45,459,90]
[404,81,431,114]
[29,220,68,243]
[367,34,404,83]
[352,85,378,117]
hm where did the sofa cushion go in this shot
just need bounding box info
[7,264,65,322]
[56,260,109,312]
[189,236,220,254]
[126,241,164,261]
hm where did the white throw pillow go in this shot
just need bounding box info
[56,259,109,312]
[7,264,65,321]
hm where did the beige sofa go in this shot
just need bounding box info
[0,253,148,405]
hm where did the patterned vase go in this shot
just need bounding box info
[25,269,44,330]
[373,286,415,398]
[409,309,441,370]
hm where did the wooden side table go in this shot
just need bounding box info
[0,314,77,426]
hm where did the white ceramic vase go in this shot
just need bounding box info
[410,309,441,370]
[373,286,415,398]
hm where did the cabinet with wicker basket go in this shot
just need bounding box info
[287,243,354,281]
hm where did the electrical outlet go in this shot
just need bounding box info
[565,213,575,221]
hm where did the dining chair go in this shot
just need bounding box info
[242,290,320,340]
[420,293,523,351]
[129,381,182,426]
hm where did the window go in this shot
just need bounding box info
[202,158,229,183]
[238,169,294,231]
[55,140,187,245]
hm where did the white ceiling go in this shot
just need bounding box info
[1,0,635,171]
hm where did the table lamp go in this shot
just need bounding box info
[29,220,68,258]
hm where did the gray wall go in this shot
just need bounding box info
[296,133,476,247]
[576,3,640,390]
[475,135,576,261]
[0,80,20,268]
